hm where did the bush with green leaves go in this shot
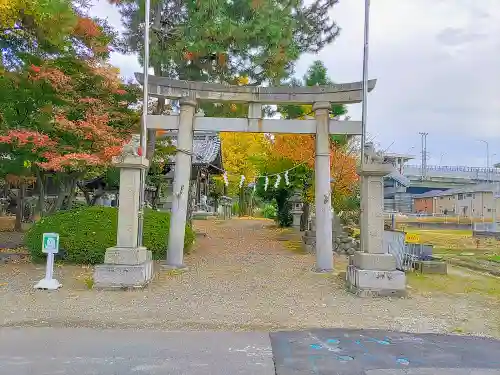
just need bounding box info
[261,203,277,219]
[26,206,195,264]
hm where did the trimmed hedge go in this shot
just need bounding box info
[25,206,195,264]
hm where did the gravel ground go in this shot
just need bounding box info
[0,231,24,249]
[1,218,499,337]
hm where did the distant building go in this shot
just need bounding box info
[383,153,413,213]
[412,183,500,219]
[382,151,500,214]
[157,130,223,212]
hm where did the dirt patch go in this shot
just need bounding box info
[0,231,25,249]
[0,216,15,232]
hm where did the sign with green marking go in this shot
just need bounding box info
[42,233,59,254]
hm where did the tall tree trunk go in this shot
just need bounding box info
[52,173,74,212]
[151,182,161,209]
[14,183,26,231]
[238,187,245,216]
[186,180,197,225]
[65,175,79,210]
[76,181,92,205]
[35,169,46,218]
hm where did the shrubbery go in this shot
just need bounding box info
[261,203,277,219]
[25,206,195,264]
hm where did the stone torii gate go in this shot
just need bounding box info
[137,74,376,273]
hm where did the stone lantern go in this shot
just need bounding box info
[289,190,304,230]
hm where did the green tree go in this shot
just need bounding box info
[278,60,348,143]
[113,0,342,157]
[0,0,115,69]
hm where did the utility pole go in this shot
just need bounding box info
[137,0,151,247]
[419,132,428,180]
[360,0,370,164]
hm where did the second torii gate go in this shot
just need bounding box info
[136,73,376,272]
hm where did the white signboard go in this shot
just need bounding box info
[35,233,61,290]
[42,233,59,254]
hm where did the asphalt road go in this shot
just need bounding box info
[2,328,500,375]
[271,328,500,375]
[0,328,275,375]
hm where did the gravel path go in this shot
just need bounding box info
[0,231,24,249]
[1,218,499,337]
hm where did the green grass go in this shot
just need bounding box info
[488,255,500,263]
[395,216,494,223]
[407,272,500,298]
[404,228,499,255]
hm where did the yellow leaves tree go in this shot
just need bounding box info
[219,132,270,196]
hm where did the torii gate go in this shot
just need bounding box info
[136,73,376,272]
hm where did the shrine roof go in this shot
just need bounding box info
[160,131,223,172]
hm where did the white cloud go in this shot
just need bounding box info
[90,0,500,166]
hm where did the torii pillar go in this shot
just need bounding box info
[163,98,196,270]
[313,101,334,272]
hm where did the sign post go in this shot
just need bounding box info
[34,233,62,290]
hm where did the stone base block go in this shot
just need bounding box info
[351,252,396,271]
[104,246,149,265]
[303,244,315,254]
[346,265,406,297]
[94,260,154,289]
[415,260,448,274]
[160,263,189,272]
[302,235,316,246]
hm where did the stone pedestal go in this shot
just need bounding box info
[94,154,154,289]
[291,209,303,230]
[346,163,407,297]
[157,173,174,212]
[415,260,447,274]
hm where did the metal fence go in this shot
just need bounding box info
[473,222,498,232]
[383,230,434,271]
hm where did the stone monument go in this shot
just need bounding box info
[346,142,407,297]
[93,135,154,289]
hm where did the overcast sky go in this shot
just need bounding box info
[90,0,500,168]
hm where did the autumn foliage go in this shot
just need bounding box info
[270,134,358,201]
[0,58,139,174]
[219,132,270,194]
[1,0,112,60]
